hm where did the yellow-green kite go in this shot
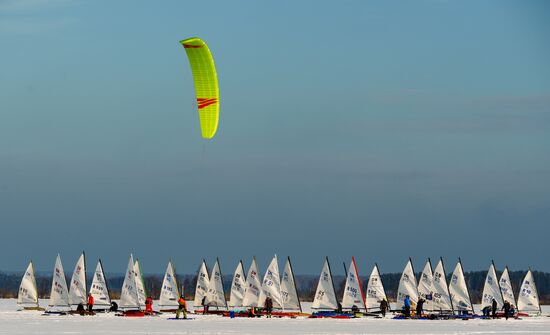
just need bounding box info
[180,37,219,139]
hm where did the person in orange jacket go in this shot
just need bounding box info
[176,294,187,319]
[87,293,94,313]
[145,296,153,315]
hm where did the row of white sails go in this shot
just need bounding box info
[393,258,541,315]
[311,256,540,315]
[195,255,302,311]
[17,254,541,315]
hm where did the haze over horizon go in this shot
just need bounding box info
[1,0,549,275]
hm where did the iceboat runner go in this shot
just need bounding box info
[365,263,389,316]
[159,260,180,312]
[118,254,145,317]
[89,259,111,312]
[310,257,353,319]
[17,260,44,311]
[44,254,71,315]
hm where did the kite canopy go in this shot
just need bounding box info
[180,37,219,139]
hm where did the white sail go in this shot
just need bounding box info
[90,260,110,307]
[396,258,418,309]
[341,256,365,310]
[119,254,140,310]
[280,257,301,311]
[159,260,179,308]
[259,255,283,309]
[49,254,70,308]
[432,258,453,312]
[229,261,246,308]
[205,259,227,308]
[134,259,146,308]
[499,267,516,307]
[449,259,474,314]
[193,260,210,308]
[517,270,541,314]
[481,262,504,309]
[18,261,39,307]
[242,258,262,307]
[417,259,434,311]
[311,257,338,310]
[365,264,387,311]
[68,252,87,306]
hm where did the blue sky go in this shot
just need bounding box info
[1,0,549,275]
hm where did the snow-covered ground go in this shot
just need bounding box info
[1,299,550,335]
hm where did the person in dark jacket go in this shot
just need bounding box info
[416,298,425,317]
[502,300,511,320]
[264,297,273,318]
[491,299,498,319]
[76,303,85,315]
[110,301,118,312]
[336,301,343,314]
[380,298,389,317]
[201,296,209,315]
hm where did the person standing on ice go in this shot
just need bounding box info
[502,300,511,320]
[380,298,389,317]
[201,296,209,315]
[491,299,497,319]
[264,297,273,318]
[403,295,411,317]
[416,298,425,317]
[145,296,153,315]
[87,293,94,313]
[176,294,187,319]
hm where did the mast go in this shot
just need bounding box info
[217,257,228,310]
[172,259,180,298]
[99,259,111,303]
[427,258,433,311]
[441,257,454,313]
[492,260,505,304]
[83,251,87,297]
[31,260,39,305]
[375,263,388,302]
[287,256,302,312]
[351,256,366,310]
[459,258,474,313]
[326,256,337,307]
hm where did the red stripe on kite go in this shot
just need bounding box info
[197,98,218,109]
[183,44,203,48]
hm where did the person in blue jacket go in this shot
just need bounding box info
[403,295,411,317]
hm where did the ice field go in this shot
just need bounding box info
[1,300,550,335]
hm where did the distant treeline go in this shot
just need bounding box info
[1,270,549,304]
